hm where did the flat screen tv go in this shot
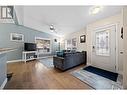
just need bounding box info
[24,43,37,51]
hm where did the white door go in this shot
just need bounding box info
[92,25,116,72]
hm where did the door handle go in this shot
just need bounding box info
[93,46,95,49]
[92,46,95,52]
[120,52,123,54]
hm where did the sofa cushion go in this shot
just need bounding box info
[57,50,64,57]
[54,51,87,71]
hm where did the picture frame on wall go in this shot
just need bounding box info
[80,35,86,43]
[72,38,77,50]
[10,33,24,42]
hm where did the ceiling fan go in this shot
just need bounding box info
[49,24,57,33]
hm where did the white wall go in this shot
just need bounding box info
[63,28,87,52]
[123,7,127,88]
[86,14,123,73]
[14,6,24,25]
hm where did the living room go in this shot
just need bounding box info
[0,5,127,90]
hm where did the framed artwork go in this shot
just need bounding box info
[65,38,77,50]
[80,35,86,43]
[72,38,76,47]
[10,33,24,42]
[72,38,77,50]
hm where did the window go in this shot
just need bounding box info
[96,30,110,56]
[35,38,51,54]
[65,38,77,50]
[1,6,13,19]
[72,38,77,50]
[65,39,72,50]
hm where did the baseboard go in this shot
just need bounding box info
[86,63,91,66]
[7,56,53,63]
[0,78,7,89]
[7,59,23,63]
[118,71,123,75]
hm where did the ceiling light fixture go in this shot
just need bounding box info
[90,6,102,15]
[50,24,55,30]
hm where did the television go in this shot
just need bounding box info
[24,43,37,51]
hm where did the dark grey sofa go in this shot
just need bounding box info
[53,51,87,71]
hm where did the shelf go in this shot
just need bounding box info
[22,51,37,53]
[25,58,37,61]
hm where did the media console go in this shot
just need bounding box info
[22,51,38,63]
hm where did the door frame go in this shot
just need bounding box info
[91,23,119,73]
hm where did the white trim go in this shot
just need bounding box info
[0,78,7,89]
[7,59,23,63]
[115,23,119,73]
[10,33,24,42]
[0,48,17,55]
[94,23,118,31]
[22,51,37,53]
[86,62,91,66]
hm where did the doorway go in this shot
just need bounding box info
[92,24,117,72]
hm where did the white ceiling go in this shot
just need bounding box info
[17,6,123,37]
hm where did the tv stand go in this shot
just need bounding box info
[22,51,38,63]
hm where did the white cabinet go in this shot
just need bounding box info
[22,51,38,63]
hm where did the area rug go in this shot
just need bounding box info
[83,66,118,82]
[39,57,54,68]
[71,67,123,89]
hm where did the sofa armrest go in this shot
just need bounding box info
[53,56,65,70]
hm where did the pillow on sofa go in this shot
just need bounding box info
[57,50,64,57]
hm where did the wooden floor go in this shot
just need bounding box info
[4,59,92,89]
